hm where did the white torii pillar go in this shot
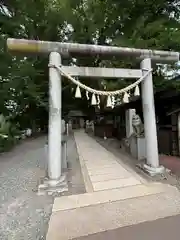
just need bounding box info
[48,52,62,184]
[141,58,164,174]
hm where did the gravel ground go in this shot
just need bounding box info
[0,134,85,240]
[0,136,52,240]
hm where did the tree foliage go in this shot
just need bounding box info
[0,0,180,131]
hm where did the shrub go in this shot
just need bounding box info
[0,114,20,152]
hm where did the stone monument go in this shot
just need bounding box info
[130,113,146,160]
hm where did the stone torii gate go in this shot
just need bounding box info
[7,38,179,188]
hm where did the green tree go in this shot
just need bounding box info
[0,0,80,129]
[1,0,180,128]
[68,0,180,91]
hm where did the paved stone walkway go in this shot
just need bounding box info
[74,131,144,192]
[47,131,180,240]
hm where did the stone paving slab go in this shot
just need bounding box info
[93,177,140,191]
[88,167,130,177]
[52,183,170,212]
[85,162,120,171]
[47,187,180,240]
[90,173,131,182]
[86,164,123,171]
[74,214,180,240]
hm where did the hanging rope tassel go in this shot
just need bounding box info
[97,95,100,104]
[53,65,152,108]
[86,91,90,100]
[91,94,97,105]
[75,86,81,98]
[134,85,140,96]
[123,92,129,103]
[111,96,115,108]
[116,96,121,106]
[53,65,152,97]
[106,95,112,107]
[97,95,100,108]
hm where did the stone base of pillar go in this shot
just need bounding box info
[37,174,68,196]
[137,163,165,177]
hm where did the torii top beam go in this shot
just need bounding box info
[7,38,179,63]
